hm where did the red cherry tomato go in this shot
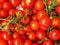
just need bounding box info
[0,40,8,45]
[35,0,44,10]
[8,39,13,45]
[36,30,46,40]
[42,40,54,45]
[0,10,8,18]
[24,39,32,45]
[2,31,12,41]
[21,0,35,9]
[55,5,60,14]
[36,10,47,20]
[47,0,52,6]
[28,32,36,40]
[39,16,51,31]
[56,0,60,5]
[2,2,12,11]
[8,9,16,16]
[51,17,60,27]
[9,0,20,7]
[30,20,39,31]
[48,29,60,40]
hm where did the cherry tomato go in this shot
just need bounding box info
[21,0,35,9]
[0,40,8,45]
[48,29,60,40]
[28,32,36,40]
[21,16,30,24]
[24,39,32,45]
[56,0,60,5]
[13,38,23,45]
[32,15,37,20]
[47,0,52,6]
[30,20,39,31]
[51,17,59,27]
[8,39,13,45]
[42,40,54,45]
[35,0,44,10]
[55,5,60,14]
[9,0,20,7]
[36,10,47,20]
[13,32,20,39]
[19,30,26,35]
[0,31,3,39]
[0,0,6,3]
[2,31,12,41]
[2,2,12,11]
[0,10,8,18]
[36,30,46,40]
[8,9,16,16]
[39,16,51,31]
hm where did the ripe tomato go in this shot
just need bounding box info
[13,32,20,39]
[24,25,32,32]
[30,20,39,31]
[35,0,44,10]
[39,16,51,31]
[13,38,23,45]
[56,0,60,5]
[36,10,47,20]
[8,9,16,16]
[8,39,13,45]
[55,5,60,14]
[0,10,8,18]
[51,17,59,27]
[21,0,35,9]
[2,2,12,11]
[36,30,46,40]
[0,40,8,45]
[21,16,30,24]
[28,32,36,40]
[9,0,20,7]
[46,0,52,6]
[48,29,60,40]
[2,31,12,41]
[0,0,6,3]
[19,30,26,35]
[42,40,54,45]
[24,39,32,45]
[32,15,37,20]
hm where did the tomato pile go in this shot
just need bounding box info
[0,0,60,45]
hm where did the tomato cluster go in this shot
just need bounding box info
[0,0,60,45]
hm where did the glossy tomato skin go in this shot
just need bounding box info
[2,31,12,41]
[21,0,35,9]
[55,5,60,14]
[48,29,60,40]
[42,40,54,45]
[36,10,47,20]
[2,2,12,11]
[39,16,51,31]
[0,40,8,45]
[8,39,13,45]
[9,0,20,7]
[24,39,32,45]
[30,20,39,31]
[46,0,52,6]
[0,10,8,18]
[0,0,6,3]
[36,30,46,40]
[56,0,60,5]
[28,32,36,40]
[35,0,44,11]
[51,17,60,27]
[13,38,23,45]
[8,9,16,16]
